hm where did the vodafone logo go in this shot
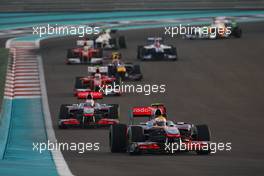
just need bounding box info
[133,107,151,113]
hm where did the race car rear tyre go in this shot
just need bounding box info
[132,65,143,80]
[137,46,143,60]
[232,27,242,38]
[108,104,119,119]
[195,124,211,155]
[109,38,117,49]
[171,47,178,61]
[109,124,127,152]
[196,124,210,141]
[67,49,76,58]
[108,65,117,77]
[133,65,141,74]
[118,36,126,48]
[95,48,103,58]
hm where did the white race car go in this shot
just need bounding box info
[95,29,126,49]
[184,17,242,39]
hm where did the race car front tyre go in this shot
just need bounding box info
[118,36,126,48]
[109,124,127,153]
[128,126,145,155]
[195,124,211,155]
[74,77,86,89]
[58,104,71,129]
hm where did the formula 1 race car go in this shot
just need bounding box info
[108,62,143,81]
[95,29,126,49]
[137,37,177,61]
[107,52,143,81]
[184,17,242,39]
[58,99,119,129]
[109,104,211,155]
[66,39,103,65]
[74,66,121,99]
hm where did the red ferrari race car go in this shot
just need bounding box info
[109,103,211,155]
[66,39,104,65]
[74,66,121,99]
[58,96,119,129]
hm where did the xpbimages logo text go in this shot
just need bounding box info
[32,141,100,154]
[98,82,166,95]
[165,141,232,154]
[164,24,232,38]
[32,24,100,37]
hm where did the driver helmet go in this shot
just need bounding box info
[154,108,162,117]
[154,40,161,48]
[154,116,166,127]
[83,45,90,51]
[85,99,95,107]
[112,52,122,60]
[86,94,93,100]
[94,73,101,79]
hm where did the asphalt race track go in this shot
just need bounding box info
[41,22,264,176]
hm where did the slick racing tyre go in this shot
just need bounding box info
[195,124,211,155]
[67,49,77,58]
[128,126,145,155]
[232,27,242,38]
[109,38,117,49]
[109,124,127,153]
[58,104,71,129]
[118,36,126,49]
[108,104,120,119]
[132,65,143,81]
[74,77,86,89]
[137,46,143,60]
[133,65,141,74]
[129,126,145,142]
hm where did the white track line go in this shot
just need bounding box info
[15,73,39,76]
[15,88,41,91]
[14,76,39,79]
[38,56,74,176]
[14,83,40,87]
[14,80,40,83]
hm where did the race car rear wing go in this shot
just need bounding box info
[147,37,163,41]
[88,66,108,74]
[129,106,154,125]
[77,40,94,47]
[131,106,153,117]
[147,37,163,44]
[76,90,103,99]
